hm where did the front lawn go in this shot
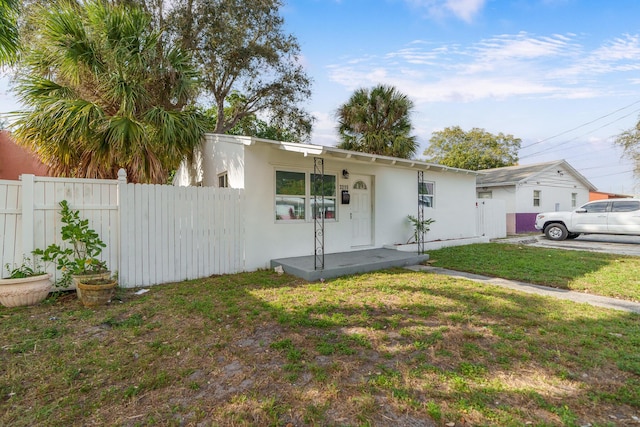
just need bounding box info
[1,268,639,426]
[427,243,640,301]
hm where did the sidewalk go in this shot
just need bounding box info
[406,265,640,314]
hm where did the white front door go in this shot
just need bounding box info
[350,175,372,246]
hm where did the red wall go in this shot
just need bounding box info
[0,131,49,180]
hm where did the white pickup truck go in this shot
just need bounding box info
[534,198,640,241]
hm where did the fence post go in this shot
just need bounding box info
[21,174,35,257]
[117,168,127,287]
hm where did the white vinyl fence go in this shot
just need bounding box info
[0,173,245,288]
[119,182,244,287]
[476,198,507,239]
[2,174,500,289]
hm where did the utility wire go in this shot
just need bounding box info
[520,99,640,150]
[589,168,635,179]
[519,108,640,159]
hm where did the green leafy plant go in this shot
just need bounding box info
[407,215,435,244]
[3,254,47,279]
[34,200,107,288]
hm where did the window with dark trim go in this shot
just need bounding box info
[275,171,336,221]
[218,172,229,188]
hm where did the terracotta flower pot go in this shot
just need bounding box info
[0,274,52,308]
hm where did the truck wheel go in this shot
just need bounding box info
[544,223,568,241]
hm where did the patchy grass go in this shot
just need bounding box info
[1,268,639,426]
[427,243,640,301]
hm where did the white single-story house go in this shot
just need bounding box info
[476,160,597,234]
[175,134,484,271]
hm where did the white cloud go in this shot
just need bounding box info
[406,0,487,22]
[554,34,640,77]
[326,32,640,104]
[443,0,486,22]
[310,111,340,147]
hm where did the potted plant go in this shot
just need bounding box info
[0,255,52,308]
[35,200,116,306]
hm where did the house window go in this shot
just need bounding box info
[533,190,541,207]
[419,181,435,208]
[218,172,229,188]
[276,171,306,220]
[311,174,336,219]
[478,191,492,199]
[275,170,336,221]
[571,193,577,208]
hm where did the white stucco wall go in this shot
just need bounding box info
[240,143,478,270]
[178,135,480,271]
[480,186,517,213]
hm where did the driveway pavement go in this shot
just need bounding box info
[498,234,640,256]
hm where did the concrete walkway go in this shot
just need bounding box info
[406,265,640,314]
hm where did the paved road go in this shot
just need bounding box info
[500,234,640,256]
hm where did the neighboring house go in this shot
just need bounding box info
[175,134,483,271]
[476,160,597,234]
[589,190,634,201]
[0,131,49,180]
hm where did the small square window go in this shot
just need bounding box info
[419,181,434,207]
[533,190,541,207]
[218,172,229,188]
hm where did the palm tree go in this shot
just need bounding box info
[0,0,20,64]
[12,0,208,183]
[336,84,418,159]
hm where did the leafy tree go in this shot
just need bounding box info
[424,126,521,170]
[167,0,313,140]
[13,0,208,183]
[614,121,640,182]
[336,84,418,159]
[203,92,300,142]
[0,0,20,64]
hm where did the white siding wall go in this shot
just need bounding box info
[516,166,590,213]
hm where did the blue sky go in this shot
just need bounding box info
[279,0,640,194]
[2,0,640,194]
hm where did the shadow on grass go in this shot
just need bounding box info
[1,268,639,426]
